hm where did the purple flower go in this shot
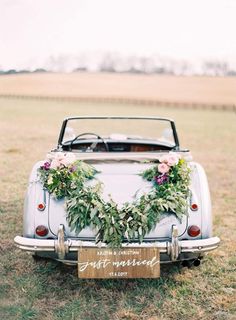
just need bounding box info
[43,161,51,170]
[155,174,169,185]
[69,165,76,173]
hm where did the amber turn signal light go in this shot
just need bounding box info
[188,225,201,237]
[35,225,49,237]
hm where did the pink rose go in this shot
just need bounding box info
[157,163,170,174]
[50,159,61,169]
[166,154,179,166]
[60,153,76,166]
[49,152,76,169]
[159,152,180,166]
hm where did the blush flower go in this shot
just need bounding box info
[166,154,179,166]
[50,159,61,169]
[157,163,170,174]
[60,153,76,166]
[50,152,76,169]
[159,152,180,166]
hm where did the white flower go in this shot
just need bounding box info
[47,175,53,185]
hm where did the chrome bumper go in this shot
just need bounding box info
[14,225,220,262]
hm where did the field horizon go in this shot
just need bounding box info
[0,73,235,109]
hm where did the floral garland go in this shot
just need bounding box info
[38,152,191,247]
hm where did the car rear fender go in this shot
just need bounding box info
[189,162,212,238]
[23,161,51,238]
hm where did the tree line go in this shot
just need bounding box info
[1,53,235,76]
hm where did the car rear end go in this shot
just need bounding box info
[15,153,220,265]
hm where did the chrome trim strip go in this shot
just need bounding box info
[14,235,220,256]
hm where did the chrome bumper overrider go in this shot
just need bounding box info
[14,225,220,262]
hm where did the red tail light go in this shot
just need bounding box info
[37,203,45,211]
[188,225,201,237]
[35,225,48,237]
[191,203,198,211]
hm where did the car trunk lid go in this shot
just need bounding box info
[48,162,188,239]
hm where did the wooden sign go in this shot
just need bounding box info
[78,247,160,279]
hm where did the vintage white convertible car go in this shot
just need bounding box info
[14,116,220,275]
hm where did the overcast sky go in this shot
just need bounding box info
[0,0,236,70]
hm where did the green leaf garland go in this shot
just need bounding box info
[38,153,191,247]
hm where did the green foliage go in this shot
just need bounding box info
[141,166,157,181]
[38,160,97,199]
[39,156,191,248]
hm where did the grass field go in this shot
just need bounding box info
[0,97,236,320]
[0,73,236,106]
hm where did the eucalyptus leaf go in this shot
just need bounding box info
[39,155,191,247]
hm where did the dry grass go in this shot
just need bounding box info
[0,73,236,105]
[0,96,236,320]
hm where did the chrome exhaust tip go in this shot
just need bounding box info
[193,259,201,267]
[182,259,201,268]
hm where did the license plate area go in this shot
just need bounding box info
[78,247,160,279]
